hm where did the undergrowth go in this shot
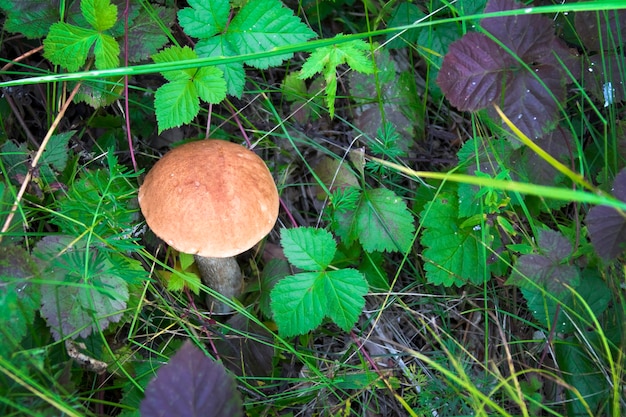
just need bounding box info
[1,0,626,416]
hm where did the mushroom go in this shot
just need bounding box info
[138,139,279,313]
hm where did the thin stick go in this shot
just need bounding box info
[0,81,83,239]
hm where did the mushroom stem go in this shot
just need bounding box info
[193,255,243,314]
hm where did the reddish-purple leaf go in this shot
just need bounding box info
[574,9,626,53]
[488,64,566,138]
[140,341,243,417]
[522,127,574,185]
[507,229,579,295]
[586,169,626,260]
[438,0,579,138]
[437,32,513,111]
[583,54,626,106]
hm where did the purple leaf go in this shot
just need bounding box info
[140,341,243,417]
[538,229,573,262]
[437,32,513,111]
[574,9,626,53]
[488,64,566,139]
[437,0,579,138]
[586,168,626,260]
[521,127,574,185]
[507,229,579,294]
[583,53,626,106]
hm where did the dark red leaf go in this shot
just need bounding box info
[575,9,626,53]
[507,229,579,295]
[583,53,626,106]
[489,63,566,138]
[437,32,513,111]
[438,0,579,138]
[586,169,626,260]
[522,127,574,185]
[140,341,243,417]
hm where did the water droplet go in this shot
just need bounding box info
[524,7,532,13]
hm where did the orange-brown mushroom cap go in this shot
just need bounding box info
[138,140,279,258]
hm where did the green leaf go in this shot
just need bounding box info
[51,155,141,253]
[154,78,201,132]
[386,3,425,49]
[521,269,610,335]
[44,22,98,72]
[281,227,336,271]
[0,0,58,39]
[333,188,415,253]
[299,35,373,117]
[178,0,229,39]
[152,46,227,131]
[272,227,368,336]
[36,236,130,341]
[93,33,120,69]
[196,38,245,97]
[0,246,41,356]
[42,131,73,172]
[270,272,327,337]
[194,66,227,104]
[82,0,117,32]
[324,269,368,331]
[420,192,488,286]
[258,258,291,319]
[152,45,199,81]
[554,339,609,416]
[281,72,307,102]
[125,6,175,62]
[270,269,368,337]
[166,270,202,294]
[226,0,317,69]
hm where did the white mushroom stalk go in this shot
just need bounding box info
[138,140,279,313]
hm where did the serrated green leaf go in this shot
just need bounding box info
[420,192,487,286]
[270,268,367,337]
[270,272,326,337]
[194,66,227,104]
[282,72,307,102]
[72,76,124,108]
[125,6,175,62]
[281,227,336,271]
[154,78,200,133]
[386,3,425,49]
[93,33,120,69]
[152,45,199,81]
[0,0,58,39]
[299,36,373,118]
[36,236,129,341]
[44,22,98,72]
[0,246,41,356]
[51,157,141,253]
[42,131,73,172]
[521,270,610,335]
[166,270,202,294]
[178,0,229,39]
[196,38,245,97]
[554,339,609,416]
[82,0,117,32]
[324,269,368,331]
[334,188,415,253]
[226,0,317,69]
[258,258,291,319]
